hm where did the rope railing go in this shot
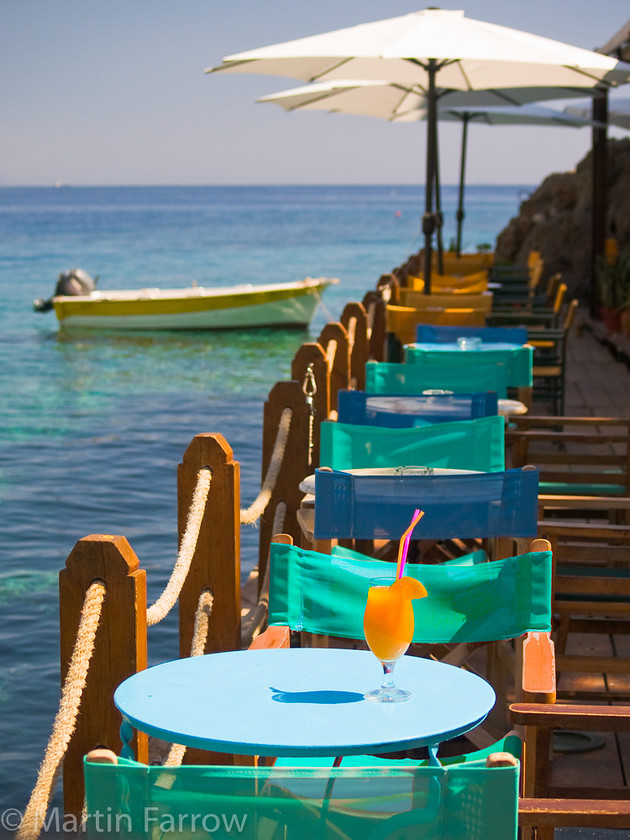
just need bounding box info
[163,588,214,769]
[23,314,342,832]
[240,407,292,525]
[345,316,357,351]
[146,467,212,626]
[324,339,338,372]
[241,501,287,647]
[366,300,375,340]
[16,580,106,840]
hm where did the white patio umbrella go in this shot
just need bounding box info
[432,104,600,255]
[258,80,598,255]
[207,7,630,290]
[564,97,630,130]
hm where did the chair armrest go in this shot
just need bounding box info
[539,495,630,511]
[510,702,630,731]
[248,625,291,650]
[519,798,630,828]
[521,632,556,703]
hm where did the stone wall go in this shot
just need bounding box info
[495,137,630,300]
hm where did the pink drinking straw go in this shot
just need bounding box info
[396,509,424,579]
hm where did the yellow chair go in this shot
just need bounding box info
[399,289,493,313]
[386,303,488,345]
[407,270,489,294]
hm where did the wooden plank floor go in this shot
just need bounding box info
[532,320,630,835]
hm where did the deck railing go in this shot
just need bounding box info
[19,295,387,834]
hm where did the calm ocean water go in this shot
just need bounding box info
[0,184,530,814]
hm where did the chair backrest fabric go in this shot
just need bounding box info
[403,345,533,390]
[415,325,528,345]
[387,304,488,345]
[84,754,519,840]
[319,416,505,472]
[312,467,539,540]
[365,360,511,398]
[399,290,494,312]
[336,389,499,427]
[268,541,552,644]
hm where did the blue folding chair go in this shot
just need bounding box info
[337,389,498,427]
[311,467,539,541]
[415,324,528,344]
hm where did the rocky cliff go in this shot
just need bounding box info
[495,137,630,298]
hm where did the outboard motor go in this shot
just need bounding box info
[33,268,97,312]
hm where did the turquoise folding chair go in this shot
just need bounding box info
[84,748,520,840]
[258,539,551,783]
[403,344,532,392]
[365,360,512,399]
[337,389,499,427]
[319,415,505,473]
[268,541,551,648]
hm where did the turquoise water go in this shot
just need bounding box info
[0,184,529,815]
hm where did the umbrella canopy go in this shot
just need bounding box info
[564,97,630,130]
[207,7,630,289]
[257,79,596,119]
[258,81,598,254]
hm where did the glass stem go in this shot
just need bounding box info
[380,660,397,690]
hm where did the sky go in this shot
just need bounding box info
[2,0,630,186]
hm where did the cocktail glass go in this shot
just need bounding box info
[363,576,416,702]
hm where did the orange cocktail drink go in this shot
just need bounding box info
[363,575,427,703]
[363,583,414,662]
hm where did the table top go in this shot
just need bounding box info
[408,341,523,352]
[114,648,495,757]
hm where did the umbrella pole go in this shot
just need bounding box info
[422,59,438,295]
[434,118,445,275]
[591,88,608,319]
[456,114,470,258]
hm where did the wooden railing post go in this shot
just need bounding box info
[291,342,330,439]
[60,534,147,819]
[258,381,312,582]
[177,433,240,659]
[317,321,351,414]
[341,301,369,391]
[362,291,387,362]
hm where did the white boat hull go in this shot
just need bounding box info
[51,278,336,331]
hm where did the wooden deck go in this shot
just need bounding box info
[530,318,630,834]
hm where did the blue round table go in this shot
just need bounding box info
[114,648,495,760]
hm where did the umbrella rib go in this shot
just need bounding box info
[309,57,355,81]
[391,84,426,118]
[565,65,616,87]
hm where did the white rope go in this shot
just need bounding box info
[241,503,287,648]
[240,407,292,525]
[325,339,338,372]
[366,300,375,341]
[310,283,336,323]
[146,468,212,626]
[16,581,106,840]
[345,316,357,351]
[189,589,214,658]
[162,589,214,770]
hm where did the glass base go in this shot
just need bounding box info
[364,686,411,703]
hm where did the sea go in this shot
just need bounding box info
[0,183,531,817]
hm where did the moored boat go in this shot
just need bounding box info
[33,270,338,331]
